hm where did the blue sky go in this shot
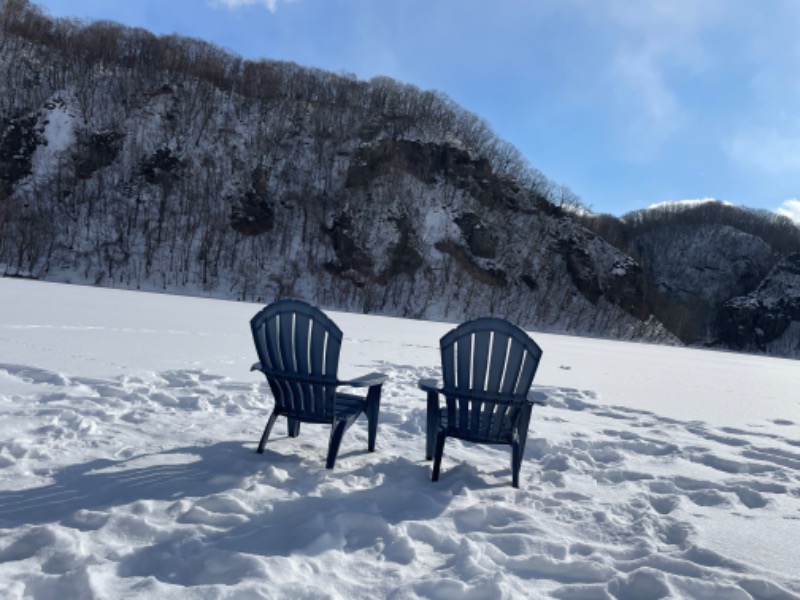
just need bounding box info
[31,0,800,220]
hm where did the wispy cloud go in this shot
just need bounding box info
[777,199,800,224]
[609,50,682,161]
[573,0,730,160]
[211,0,296,13]
[724,127,800,174]
[722,9,800,176]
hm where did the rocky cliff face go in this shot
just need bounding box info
[629,224,779,343]
[572,200,800,355]
[718,254,800,354]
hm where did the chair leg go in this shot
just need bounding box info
[365,384,382,453]
[257,411,279,454]
[512,405,532,488]
[287,418,301,437]
[511,440,522,488]
[431,431,447,481]
[518,404,533,458]
[426,392,438,460]
[325,418,349,469]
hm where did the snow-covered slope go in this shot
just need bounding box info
[0,12,673,345]
[3,6,800,357]
[1,278,799,598]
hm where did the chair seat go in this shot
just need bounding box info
[334,393,366,415]
[438,413,516,444]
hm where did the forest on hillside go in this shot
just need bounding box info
[0,0,574,199]
[1,0,575,288]
[578,201,800,259]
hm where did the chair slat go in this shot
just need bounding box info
[500,339,525,395]
[311,382,324,418]
[264,314,283,371]
[309,320,326,374]
[294,313,311,375]
[488,402,510,439]
[471,330,491,392]
[324,331,341,380]
[442,341,457,389]
[278,312,296,373]
[461,401,471,436]
[275,377,293,411]
[469,398,483,434]
[479,401,497,438]
[515,350,539,395]
[253,324,269,370]
[456,333,473,390]
[487,333,511,393]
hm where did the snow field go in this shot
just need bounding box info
[0,278,798,599]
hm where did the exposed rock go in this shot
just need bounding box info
[141,147,183,185]
[322,213,374,280]
[382,213,423,281]
[74,129,125,179]
[630,224,778,344]
[345,138,515,210]
[434,239,507,287]
[230,166,276,235]
[455,212,496,259]
[0,114,41,195]
[718,254,800,352]
[604,258,650,320]
[632,224,775,306]
[554,236,602,304]
[229,191,274,235]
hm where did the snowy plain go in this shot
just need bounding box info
[1,277,798,599]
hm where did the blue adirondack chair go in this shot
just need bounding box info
[250,299,387,469]
[419,317,544,487]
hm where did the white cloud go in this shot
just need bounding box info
[211,0,295,13]
[609,51,681,160]
[777,199,800,224]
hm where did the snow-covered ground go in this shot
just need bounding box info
[1,278,798,599]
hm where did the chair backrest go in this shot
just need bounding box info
[250,299,343,422]
[440,317,543,440]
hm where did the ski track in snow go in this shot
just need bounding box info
[1,358,798,599]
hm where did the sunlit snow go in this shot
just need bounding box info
[1,278,798,598]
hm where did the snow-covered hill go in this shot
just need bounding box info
[0,5,672,344]
[578,200,800,355]
[2,3,799,357]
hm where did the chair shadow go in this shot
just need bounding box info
[0,441,279,528]
[1,431,509,587]
[0,437,463,531]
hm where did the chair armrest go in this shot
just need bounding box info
[251,362,264,372]
[527,389,547,406]
[418,378,443,393]
[338,372,388,388]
